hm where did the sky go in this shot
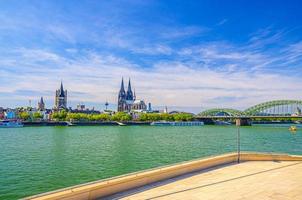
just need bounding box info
[0,0,302,113]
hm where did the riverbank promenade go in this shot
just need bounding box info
[108,161,302,200]
[24,152,302,200]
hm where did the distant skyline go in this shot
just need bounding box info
[1,0,302,113]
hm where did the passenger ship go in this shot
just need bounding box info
[0,120,23,128]
[151,121,204,126]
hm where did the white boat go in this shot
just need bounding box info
[151,121,204,126]
[0,120,23,128]
[214,120,232,125]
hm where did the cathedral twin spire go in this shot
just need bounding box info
[126,78,134,100]
[117,78,145,112]
[119,78,135,101]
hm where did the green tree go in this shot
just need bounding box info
[67,113,90,121]
[161,113,174,121]
[33,112,43,121]
[173,113,193,121]
[52,110,67,121]
[92,113,111,121]
[138,113,170,121]
[137,113,193,122]
[19,112,30,121]
[138,113,148,121]
[111,112,132,121]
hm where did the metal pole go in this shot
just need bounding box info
[237,125,240,163]
[236,119,240,163]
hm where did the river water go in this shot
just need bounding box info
[0,125,301,199]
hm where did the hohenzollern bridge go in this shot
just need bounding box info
[198,100,302,117]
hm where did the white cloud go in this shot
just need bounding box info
[159,26,208,39]
[1,43,302,113]
[47,25,76,43]
[1,14,302,113]
[131,44,173,55]
[15,48,62,62]
[216,19,228,26]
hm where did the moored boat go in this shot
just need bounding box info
[0,120,23,128]
[151,121,204,126]
[214,120,232,125]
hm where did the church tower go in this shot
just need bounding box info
[117,78,126,112]
[38,97,45,111]
[55,81,67,110]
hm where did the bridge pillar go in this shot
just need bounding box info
[236,118,252,126]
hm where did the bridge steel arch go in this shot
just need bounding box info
[244,100,302,116]
[199,108,244,117]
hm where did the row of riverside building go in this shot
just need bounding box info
[35,78,151,113]
[0,78,183,121]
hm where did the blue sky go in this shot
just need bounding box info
[0,0,302,113]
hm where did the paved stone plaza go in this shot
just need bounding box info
[108,161,302,200]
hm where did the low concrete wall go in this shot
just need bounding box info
[23,152,302,200]
[240,152,302,161]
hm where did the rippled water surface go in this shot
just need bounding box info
[0,125,302,199]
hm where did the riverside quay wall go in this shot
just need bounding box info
[23,121,151,126]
